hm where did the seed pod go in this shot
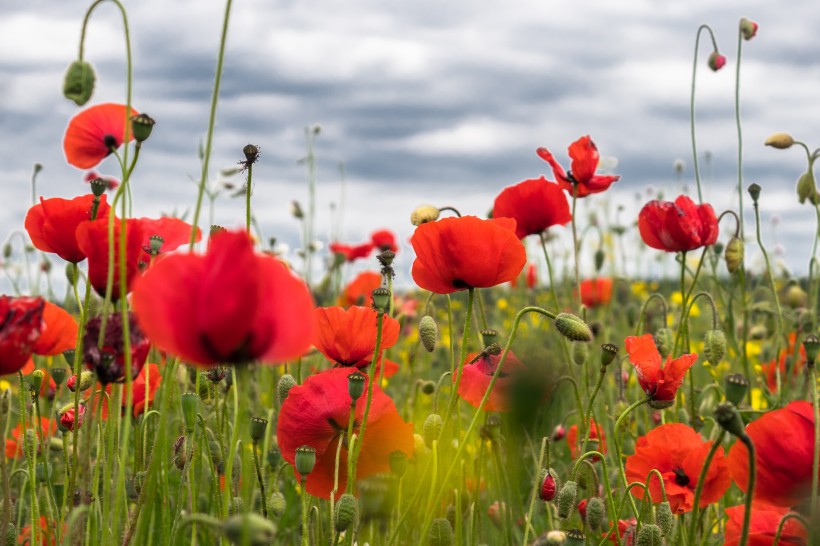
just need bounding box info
[724,237,744,273]
[419,316,438,352]
[557,480,578,519]
[295,445,317,476]
[657,501,674,536]
[703,330,726,365]
[586,497,605,531]
[724,374,749,406]
[269,491,286,518]
[565,529,585,546]
[426,518,454,546]
[335,493,358,532]
[423,414,443,448]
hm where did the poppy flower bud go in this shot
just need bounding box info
[290,200,304,219]
[739,18,759,40]
[411,205,440,226]
[600,343,618,368]
[636,524,662,546]
[748,183,762,204]
[4,523,15,546]
[181,392,199,434]
[389,450,408,477]
[653,328,673,359]
[63,60,96,106]
[277,374,297,407]
[586,497,605,531]
[242,144,261,165]
[724,373,749,406]
[785,283,808,309]
[423,413,443,448]
[565,529,585,546]
[568,341,587,365]
[714,402,746,438]
[797,172,819,205]
[708,51,727,71]
[557,480,578,519]
[249,417,267,444]
[228,496,244,516]
[67,371,95,393]
[294,445,317,476]
[724,236,744,273]
[172,435,187,470]
[28,369,45,393]
[804,335,820,365]
[130,113,155,143]
[703,330,726,365]
[552,424,566,441]
[539,470,557,501]
[372,287,391,314]
[334,493,358,532]
[554,313,593,342]
[269,491,286,518]
[419,316,438,352]
[59,403,86,432]
[656,501,674,536]
[421,380,436,395]
[223,513,276,546]
[426,518,454,546]
[764,132,795,150]
[542,530,567,545]
[594,249,605,272]
[347,371,366,402]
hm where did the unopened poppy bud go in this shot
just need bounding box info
[4,523,15,546]
[295,445,317,476]
[565,529,585,546]
[130,113,155,143]
[708,51,727,71]
[724,374,750,406]
[223,513,276,546]
[348,371,366,402]
[389,450,407,477]
[67,371,95,392]
[649,328,672,359]
[277,374,297,407]
[372,287,391,314]
[269,491,286,518]
[419,316,438,352]
[764,132,795,150]
[703,330,726,365]
[594,249,605,272]
[557,480,578,519]
[63,60,96,106]
[600,343,618,368]
[586,497,605,531]
[228,496,244,516]
[59,403,86,432]
[748,183,762,204]
[543,530,567,545]
[804,335,820,365]
[334,493,358,532]
[739,18,759,40]
[797,172,819,205]
[1,244,10,259]
[572,342,588,366]
[725,236,744,273]
[554,313,593,342]
[786,283,808,309]
[421,380,436,395]
[181,392,199,434]
[539,471,557,501]
[29,369,45,393]
[89,177,108,197]
[242,144,261,165]
[480,328,498,346]
[715,402,746,438]
[290,201,304,219]
[657,501,674,535]
[411,205,440,226]
[636,524,663,546]
[552,424,566,441]
[426,518,454,546]
[49,367,67,386]
[249,417,267,444]
[378,250,395,267]
[423,413,443,448]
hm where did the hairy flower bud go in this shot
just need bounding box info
[277,374,297,407]
[724,236,744,273]
[636,524,663,546]
[708,51,727,71]
[63,60,96,106]
[797,172,819,205]
[703,330,726,365]
[539,470,557,501]
[557,481,578,519]
[269,491,286,518]
[223,513,276,546]
[715,402,746,438]
[572,342,589,366]
[653,328,673,359]
[586,497,605,531]
[423,414,443,448]
[334,493,358,532]
[554,313,593,342]
[426,518,454,546]
[657,501,674,536]
[419,316,438,352]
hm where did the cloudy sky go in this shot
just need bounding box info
[2,0,819,290]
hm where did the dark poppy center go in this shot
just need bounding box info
[103,134,117,150]
[452,278,470,289]
[673,467,690,486]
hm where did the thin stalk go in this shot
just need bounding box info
[687,429,726,546]
[737,435,756,546]
[522,437,548,545]
[690,24,721,203]
[811,364,819,544]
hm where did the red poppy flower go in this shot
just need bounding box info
[136,216,202,263]
[492,177,571,238]
[579,277,614,307]
[75,217,144,298]
[761,332,805,393]
[59,402,87,431]
[567,419,607,459]
[18,515,61,546]
[456,350,524,412]
[83,311,150,384]
[25,194,111,263]
[411,216,526,294]
[63,103,138,169]
[277,367,414,499]
[536,136,620,197]
[638,195,719,253]
[329,242,374,263]
[510,263,538,289]
[724,504,807,546]
[314,306,400,378]
[625,423,730,514]
[370,229,398,253]
[338,271,383,308]
[0,296,45,375]
[99,363,162,418]
[84,170,119,191]
[132,230,315,366]
[624,334,697,408]
[4,417,55,459]
[32,301,78,356]
[728,401,814,507]
[604,518,637,545]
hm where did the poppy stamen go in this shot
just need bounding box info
[673,467,690,487]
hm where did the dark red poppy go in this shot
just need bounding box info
[32,301,78,356]
[724,504,807,546]
[75,217,144,298]
[277,367,414,499]
[625,423,730,514]
[492,177,571,238]
[59,402,86,431]
[456,350,524,412]
[0,296,45,375]
[84,170,119,191]
[99,363,162,418]
[411,216,526,294]
[132,230,315,366]
[579,277,613,307]
[370,229,398,253]
[536,136,620,197]
[4,417,55,459]
[63,103,139,169]
[25,194,111,263]
[329,242,374,263]
[83,311,150,384]
[638,195,719,253]
[728,401,814,507]
[136,216,201,262]
[624,334,697,408]
[314,306,400,378]
[338,271,383,308]
[567,419,607,459]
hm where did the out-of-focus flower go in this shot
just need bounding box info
[536,136,620,197]
[4,417,54,459]
[492,177,571,239]
[83,171,119,191]
[83,311,150,384]
[329,242,374,263]
[579,278,613,307]
[338,271,383,308]
[370,229,398,253]
[456,350,524,412]
[638,195,719,253]
[724,503,806,546]
[75,217,144,298]
[567,419,606,459]
[25,194,111,263]
[708,51,727,71]
[0,296,45,375]
[99,363,162,418]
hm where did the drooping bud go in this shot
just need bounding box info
[423,414,443,448]
[28,369,45,393]
[277,374,297,407]
[797,172,819,205]
[426,518,454,546]
[131,113,155,143]
[600,343,618,367]
[551,425,566,442]
[657,501,674,536]
[653,328,674,359]
[58,402,86,432]
[557,481,578,519]
[181,393,199,434]
[63,60,96,106]
[714,402,746,438]
[334,493,358,532]
[594,249,605,272]
[708,51,727,71]
[785,283,808,309]
[295,445,317,476]
[636,524,663,546]
[804,335,820,365]
[249,417,267,444]
[539,470,557,501]
[724,237,744,273]
[420,381,436,395]
[411,205,440,226]
[223,513,276,546]
[419,316,438,352]
[748,183,762,204]
[372,287,391,314]
[764,132,795,150]
[739,18,759,40]
[269,491,286,518]
[66,371,95,393]
[572,342,589,366]
[586,497,605,530]
[554,313,593,342]
[703,330,726,365]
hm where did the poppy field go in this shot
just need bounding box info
[2,5,819,546]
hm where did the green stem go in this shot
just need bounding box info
[690,24,720,203]
[611,398,650,520]
[737,435,756,546]
[521,437,547,546]
[734,28,745,237]
[252,441,267,518]
[580,365,607,456]
[810,364,819,544]
[571,191,581,310]
[245,162,253,234]
[686,429,725,546]
[441,288,475,437]
[539,233,561,310]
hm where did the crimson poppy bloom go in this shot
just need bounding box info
[314,306,400,378]
[567,419,607,459]
[329,241,374,263]
[638,195,719,253]
[75,217,144,298]
[579,278,614,307]
[277,367,414,499]
[25,194,111,263]
[625,423,730,514]
[411,216,526,294]
[624,334,697,409]
[136,216,201,263]
[370,229,398,253]
[536,136,620,197]
[63,103,139,169]
[728,401,815,507]
[724,504,807,546]
[132,230,315,366]
[338,271,382,308]
[0,296,46,375]
[99,363,161,418]
[4,417,55,459]
[492,177,571,238]
[83,311,150,384]
[456,350,524,412]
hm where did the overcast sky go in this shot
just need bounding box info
[2,0,819,290]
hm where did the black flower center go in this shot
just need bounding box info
[452,279,470,289]
[103,134,117,150]
[673,467,690,487]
